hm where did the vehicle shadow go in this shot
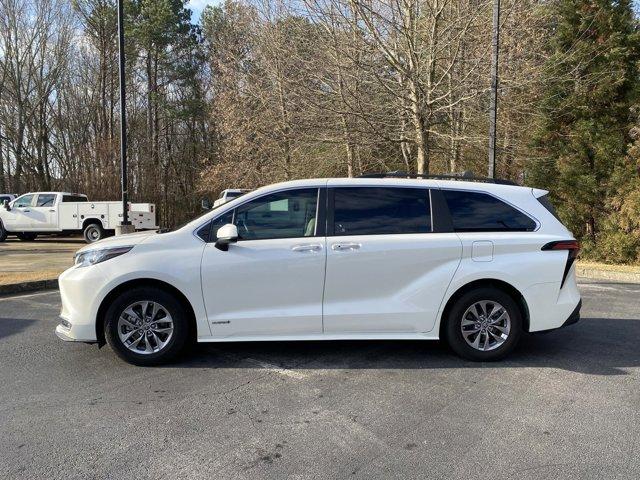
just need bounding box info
[0,317,37,340]
[2,237,85,244]
[175,317,640,376]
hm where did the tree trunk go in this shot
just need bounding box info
[408,77,429,174]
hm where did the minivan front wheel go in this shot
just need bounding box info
[445,287,522,361]
[104,287,189,366]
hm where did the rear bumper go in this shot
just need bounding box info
[561,299,581,328]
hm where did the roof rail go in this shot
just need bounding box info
[357,170,518,186]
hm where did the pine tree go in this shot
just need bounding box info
[529,0,640,257]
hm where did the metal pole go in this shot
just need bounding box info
[117,0,130,225]
[488,0,500,179]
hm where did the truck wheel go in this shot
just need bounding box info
[83,223,104,243]
[17,233,37,241]
[0,221,7,242]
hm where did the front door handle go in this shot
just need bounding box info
[23,209,30,212]
[291,243,323,253]
[332,242,361,251]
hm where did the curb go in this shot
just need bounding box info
[576,266,640,284]
[0,279,59,296]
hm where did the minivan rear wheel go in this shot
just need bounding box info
[445,287,522,361]
[104,287,189,366]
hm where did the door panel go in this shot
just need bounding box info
[30,194,58,230]
[4,194,35,231]
[323,233,462,333]
[323,185,461,334]
[200,187,326,338]
[201,237,326,337]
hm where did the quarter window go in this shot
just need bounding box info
[13,195,35,208]
[333,187,431,235]
[442,190,536,232]
[207,210,234,242]
[233,189,318,241]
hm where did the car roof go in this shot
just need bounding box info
[258,177,533,196]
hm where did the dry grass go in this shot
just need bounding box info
[576,261,640,273]
[0,270,63,286]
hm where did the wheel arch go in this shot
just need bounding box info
[438,278,530,339]
[82,218,104,230]
[95,278,197,347]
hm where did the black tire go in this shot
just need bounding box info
[0,221,7,242]
[104,287,190,366]
[83,222,104,243]
[16,232,37,241]
[444,287,522,361]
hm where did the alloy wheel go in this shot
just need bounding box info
[117,301,174,354]
[460,300,511,352]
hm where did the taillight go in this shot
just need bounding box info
[542,240,580,287]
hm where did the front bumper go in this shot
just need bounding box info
[54,264,108,343]
[55,321,97,342]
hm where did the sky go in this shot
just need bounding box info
[187,0,222,22]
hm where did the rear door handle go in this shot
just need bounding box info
[291,243,323,253]
[332,242,361,251]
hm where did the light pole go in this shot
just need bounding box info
[488,0,500,179]
[116,0,132,232]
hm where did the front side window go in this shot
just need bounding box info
[13,195,35,208]
[233,188,318,241]
[36,194,56,207]
[333,187,431,235]
[442,190,536,232]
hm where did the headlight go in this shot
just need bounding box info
[74,246,133,268]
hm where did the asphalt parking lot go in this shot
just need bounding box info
[1,280,638,480]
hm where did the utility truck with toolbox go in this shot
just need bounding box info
[0,192,157,243]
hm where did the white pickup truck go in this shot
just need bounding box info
[0,192,157,243]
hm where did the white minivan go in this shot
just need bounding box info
[55,175,581,365]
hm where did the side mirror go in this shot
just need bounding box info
[3,200,10,211]
[201,198,212,211]
[215,223,238,251]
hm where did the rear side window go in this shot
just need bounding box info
[442,190,536,232]
[333,187,431,235]
[63,195,88,202]
[36,194,56,207]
